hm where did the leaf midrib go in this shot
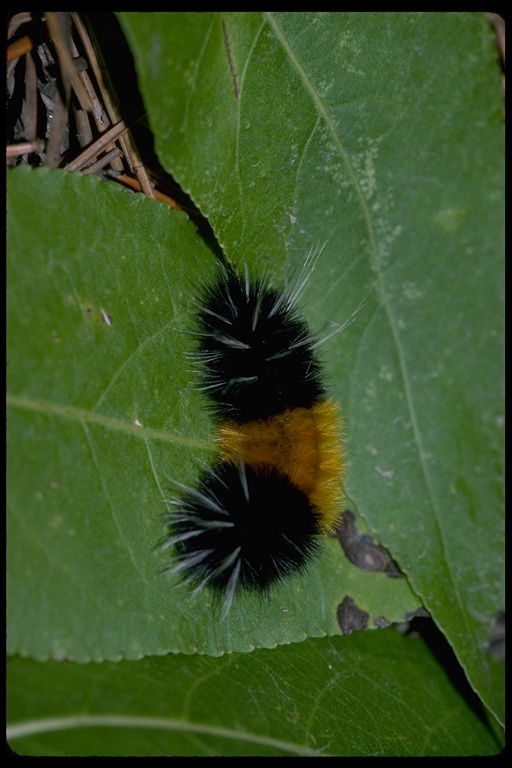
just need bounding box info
[6,393,210,449]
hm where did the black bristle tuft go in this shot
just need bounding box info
[167,462,322,612]
[196,269,325,422]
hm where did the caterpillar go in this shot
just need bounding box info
[165,258,345,615]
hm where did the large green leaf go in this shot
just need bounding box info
[7,166,419,664]
[120,11,504,727]
[7,631,500,757]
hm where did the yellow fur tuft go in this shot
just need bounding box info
[216,400,345,534]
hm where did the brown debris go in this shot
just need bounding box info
[6,12,192,213]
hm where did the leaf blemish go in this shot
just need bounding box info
[337,510,403,578]
[222,19,239,99]
[337,595,369,635]
[101,308,113,326]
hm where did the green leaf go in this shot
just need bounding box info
[7,631,500,757]
[7,166,419,665]
[120,10,504,727]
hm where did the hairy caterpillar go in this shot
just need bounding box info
[165,257,345,615]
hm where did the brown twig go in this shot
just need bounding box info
[64,119,130,172]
